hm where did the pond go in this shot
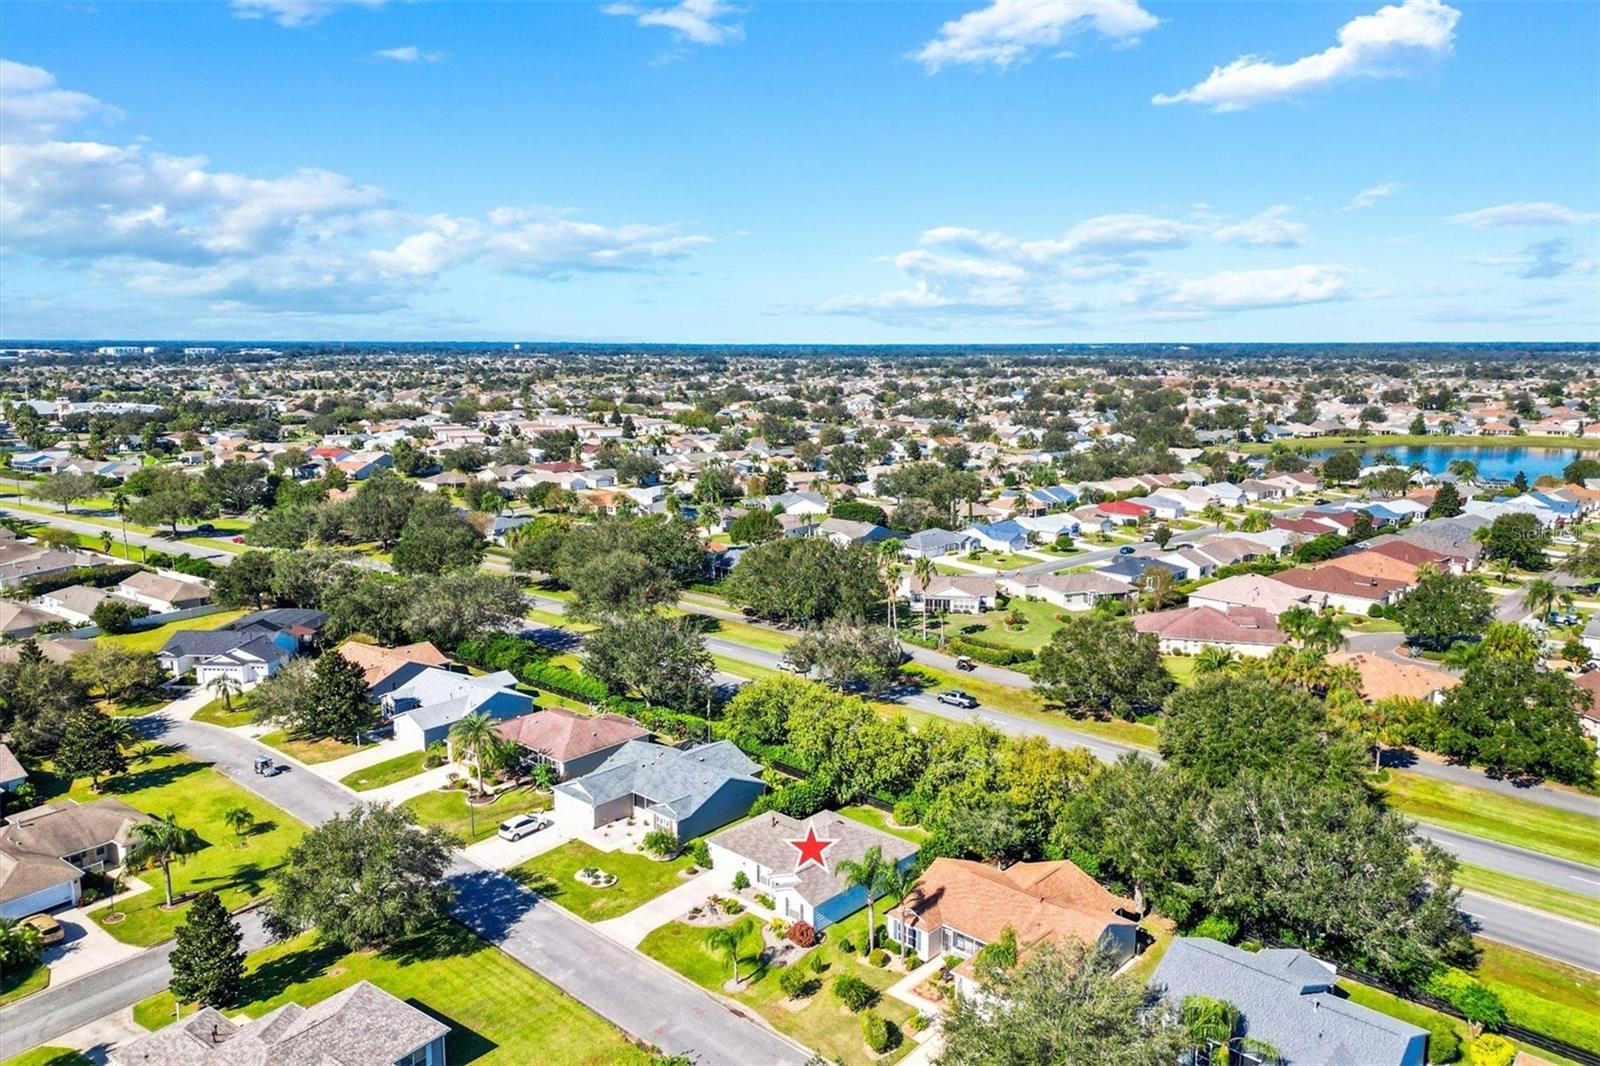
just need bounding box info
[1309,445,1597,482]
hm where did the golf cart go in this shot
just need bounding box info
[252,754,283,777]
[954,655,977,672]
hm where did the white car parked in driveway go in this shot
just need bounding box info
[497,814,551,842]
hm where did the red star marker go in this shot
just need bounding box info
[787,824,836,872]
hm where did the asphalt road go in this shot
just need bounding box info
[1413,825,1600,901]
[2,714,809,1066]
[1458,892,1600,971]
[0,502,236,563]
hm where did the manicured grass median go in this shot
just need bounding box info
[1454,863,1600,927]
[1379,773,1600,867]
[639,905,918,1064]
[0,962,48,1008]
[511,840,694,921]
[339,750,429,792]
[100,610,248,655]
[70,752,303,946]
[402,785,549,845]
[132,924,653,1066]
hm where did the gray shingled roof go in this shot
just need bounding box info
[555,740,761,822]
[1151,938,1427,1066]
[710,810,916,906]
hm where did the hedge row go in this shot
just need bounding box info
[18,562,145,597]
[948,635,1035,667]
[518,659,609,702]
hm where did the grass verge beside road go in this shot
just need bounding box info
[1475,939,1600,1055]
[1379,773,1600,868]
[132,924,655,1066]
[67,752,303,946]
[402,785,549,845]
[339,750,428,792]
[0,963,48,1008]
[258,730,363,765]
[191,696,253,728]
[511,840,695,922]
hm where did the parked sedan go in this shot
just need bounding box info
[936,690,979,709]
[497,814,551,842]
[1118,545,1136,555]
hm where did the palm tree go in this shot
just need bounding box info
[0,917,44,971]
[449,712,498,796]
[207,675,242,712]
[1447,458,1478,482]
[1278,606,1346,653]
[1134,567,1176,613]
[1520,577,1564,623]
[883,862,918,961]
[127,813,199,908]
[911,556,936,640]
[706,921,748,985]
[836,845,889,953]
[1181,995,1240,1060]
[100,529,114,554]
[111,489,132,561]
[882,558,903,631]
[1193,646,1237,675]
[222,806,255,846]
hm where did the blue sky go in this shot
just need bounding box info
[2,0,1596,342]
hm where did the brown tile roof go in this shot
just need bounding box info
[1133,605,1288,647]
[1326,652,1460,702]
[888,857,1134,951]
[336,640,452,687]
[1318,551,1420,584]
[494,708,649,764]
[1271,566,1407,602]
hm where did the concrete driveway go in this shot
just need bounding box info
[39,906,145,986]
[594,869,714,949]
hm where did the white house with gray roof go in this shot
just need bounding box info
[553,740,765,840]
[382,666,534,752]
[1151,938,1428,1066]
[708,810,917,930]
[109,980,448,1066]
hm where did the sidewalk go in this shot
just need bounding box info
[306,739,407,782]
[360,763,460,805]
[884,956,945,1066]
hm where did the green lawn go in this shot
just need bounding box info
[402,785,550,845]
[1475,939,1600,1054]
[68,752,304,946]
[511,840,695,921]
[951,597,1062,652]
[711,653,782,682]
[639,904,918,1064]
[1379,773,1600,867]
[258,730,364,765]
[1162,654,1198,688]
[131,924,653,1066]
[0,962,48,1008]
[339,749,429,792]
[1336,979,1472,1055]
[100,609,248,655]
[957,551,1036,570]
[838,803,928,843]
[0,1049,92,1066]
[191,696,253,728]
[702,616,795,654]
[1454,863,1600,927]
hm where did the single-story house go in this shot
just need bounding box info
[1325,652,1459,703]
[34,584,126,626]
[1098,499,1152,525]
[1269,566,1408,614]
[494,707,650,780]
[900,529,974,559]
[157,627,299,683]
[887,858,1139,998]
[1150,938,1428,1066]
[1001,570,1129,612]
[817,517,895,548]
[899,573,998,615]
[1186,573,1309,617]
[383,667,535,751]
[962,521,1029,554]
[0,798,150,919]
[1133,605,1288,657]
[553,740,764,841]
[0,600,62,639]
[108,980,449,1066]
[1015,513,1081,542]
[114,571,212,613]
[1097,555,1186,586]
[1127,495,1185,521]
[708,810,917,930]
[339,640,455,698]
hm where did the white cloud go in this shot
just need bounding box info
[230,0,386,28]
[374,46,444,63]
[912,0,1158,72]
[1346,181,1405,209]
[1446,201,1600,228]
[1,62,713,315]
[1163,264,1348,310]
[1154,0,1459,111]
[0,59,121,141]
[601,0,744,46]
[921,213,1195,264]
[1211,205,1306,248]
